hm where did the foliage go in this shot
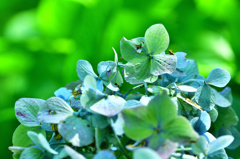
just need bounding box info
[9,24,239,159]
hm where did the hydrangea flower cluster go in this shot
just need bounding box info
[10,24,239,159]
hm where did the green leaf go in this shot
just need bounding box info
[147,94,177,127]
[95,127,108,152]
[37,97,73,124]
[92,114,109,129]
[178,59,199,82]
[12,124,45,147]
[77,60,98,81]
[53,148,68,159]
[133,147,161,159]
[122,107,154,140]
[90,95,126,117]
[80,88,105,110]
[124,60,157,84]
[15,98,45,127]
[144,24,169,55]
[193,111,211,134]
[150,54,177,76]
[177,95,202,111]
[58,115,94,147]
[213,106,239,130]
[208,108,218,122]
[123,94,178,140]
[176,85,197,92]
[162,116,199,143]
[208,135,234,154]
[227,127,240,149]
[123,100,144,109]
[94,150,116,159]
[103,81,119,91]
[194,84,215,111]
[82,75,98,91]
[191,136,208,155]
[206,68,231,88]
[120,37,147,63]
[212,89,231,107]
[110,114,124,136]
[147,86,169,95]
[220,87,232,103]
[97,61,115,81]
[147,133,165,150]
[20,147,44,159]
[9,146,25,159]
[207,149,228,159]
[27,131,58,155]
[64,145,86,159]
[174,52,188,69]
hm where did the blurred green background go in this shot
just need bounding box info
[1,0,240,158]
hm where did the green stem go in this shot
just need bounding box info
[176,147,192,151]
[114,133,131,159]
[180,79,203,86]
[123,84,144,99]
[144,82,148,96]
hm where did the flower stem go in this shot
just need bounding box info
[123,84,144,99]
[114,133,131,159]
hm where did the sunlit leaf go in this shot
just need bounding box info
[120,37,147,63]
[27,131,58,155]
[208,135,234,154]
[144,24,169,55]
[82,75,97,92]
[124,60,157,84]
[80,89,105,110]
[37,97,73,124]
[77,60,98,81]
[64,145,86,159]
[90,95,126,117]
[15,98,45,127]
[110,114,124,136]
[176,85,197,92]
[150,54,177,76]
[206,68,231,88]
